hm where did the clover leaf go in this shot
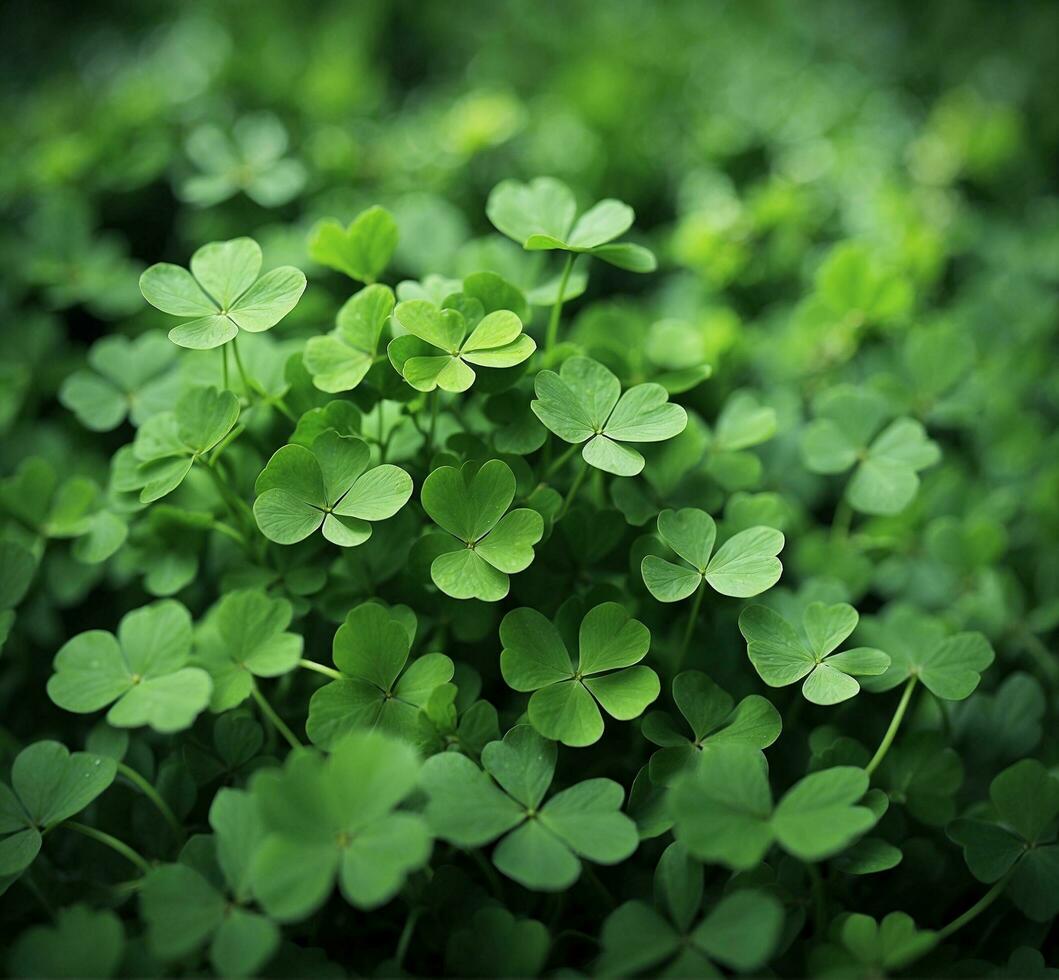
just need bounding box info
[47,600,212,732]
[253,431,413,546]
[140,237,306,350]
[671,744,877,868]
[642,671,781,785]
[740,601,890,705]
[500,602,660,747]
[305,602,453,748]
[0,741,116,892]
[8,905,125,979]
[309,205,398,283]
[192,590,304,712]
[531,356,687,476]
[420,724,638,890]
[948,759,1059,922]
[487,177,657,272]
[445,906,550,979]
[249,731,431,920]
[388,299,535,392]
[800,385,940,515]
[304,283,394,393]
[812,912,938,976]
[420,459,543,601]
[642,507,784,601]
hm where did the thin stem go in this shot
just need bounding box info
[269,395,297,422]
[558,460,589,520]
[221,344,230,391]
[543,442,578,480]
[675,579,706,672]
[545,254,575,353]
[377,406,386,463]
[230,335,255,396]
[209,423,244,464]
[61,821,150,874]
[299,658,343,680]
[116,762,184,841]
[395,908,421,969]
[210,519,248,548]
[935,870,1015,943]
[251,683,303,750]
[865,676,918,776]
[832,497,853,539]
[468,847,505,900]
[806,864,827,937]
[581,864,616,909]
[428,391,440,454]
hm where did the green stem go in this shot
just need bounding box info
[558,460,589,520]
[545,254,575,353]
[832,497,853,539]
[395,908,421,969]
[251,683,303,750]
[230,335,255,396]
[269,395,296,423]
[675,579,706,672]
[543,442,578,480]
[934,870,1015,944]
[581,864,616,909]
[116,763,184,841]
[865,676,918,776]
[377,406,386,463]
[209,423,244,464]
[210,519,248,548]
[468,847,505,900]
[299,658,343,680]
[807,864,827,937]
[221,344,230,391]
[428,391,440,454]
[61,821,151,874]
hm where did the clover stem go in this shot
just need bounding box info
[558,459,589,520]
[209,423,245,464]
[543,442,578,480]
[251,683,303,750]
[395,907,421,969]
[545,253,575,353]
[61,821,151,874]
[831,497,853,539]
[269,395,297,423]
[675,579,706,672]
[933,868,1015,944]
[806,864,827,936]
[221,343,230,391]
[468,847,505,900]
[116,762,184,841]
[865,676,918,777]
[581,864,617,909]
[298,658,343,680]
[210,519,248,548]
[377,406,386,463]
[202,460,257,546]
[428,390,440,453]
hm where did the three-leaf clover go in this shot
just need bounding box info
[308,205,398,283]
[420,459,543,601]
[303,284,394,393]
[249,731,431,921]
[444,907,550,979]
[253,431,413,546]
[192,590,304,712]
[305,602,454,748]
[500,602,660,747]
[47,600,212,732]
[0,741,116,893]
[389,300,535,392]
[139,237,306,350]
[532,356,688,476]
[812,912,937,976]
[671,744,877,869]
[739,602,890,705]
[8,905,125,979]
[420,724,638,890]
[487,177,657,272]
[800,386,941,515]
[641,507,784,601]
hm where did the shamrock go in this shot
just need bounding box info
[810,912,937,976]
[877,732,963,826]
[642,671,782,786]
[641,507,784,601]
[420,724,638,890]
[58,332,178,432]
[418,684,501,760]
[140,789,279,977]
[309,206,398,283]
[487,177,657,272]
[531,356,688,476]
[305,602,454,748]
[0,457,98,541]
[948,759,1059,921]
[0,741,116,892]
[9,905,125,980]
[180,113,306,208]
[139,237,306,350]
[0,539,36,651]
[388,300,535,392]
[445,907,550,979]
[47,600,212,733]
[739,601,891,705]
[192,590,304,712]
[253,431,413,546]
[671,744,877,868]
[116,386,239,503]
[499,602,660,747]
[800,386,940,515]
[596,842,784,976]
[420,459,543,601]
[303,283,394,392]
[249,731,431,921]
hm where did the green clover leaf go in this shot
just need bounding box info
[9,905,125,979]
[139,237,306,350]
[47,600,212,732]
[500,602,660,747]
[304,283,394,393]
[249,731,431,921]
[420,724,638,891]
[487,177,657,272]
[445,906,550,979]
[642,671,781,786]
[877,732,963,827]
[192,590,304,712]
[305,602,453,748]
[253,431,413,546]
[420,459,543,601]
[814,912,938,975]
[800,385,941,515]
[740,602,890,705]
[641,507,784,601]
[531,356,687,476]
[671,744,876,869]
[388,299,535,392]
[0,741,116,891]
[308,205,398,283]
[0,458,103,541]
